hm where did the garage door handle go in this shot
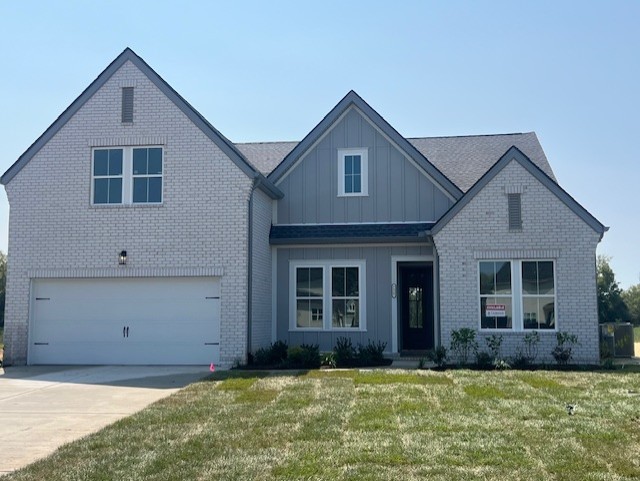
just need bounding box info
[126,326,129,338]
[123,326,130,338]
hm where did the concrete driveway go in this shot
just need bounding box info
[0,365,209,474]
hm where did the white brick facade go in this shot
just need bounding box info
[4,60,253,366]
[433,160,601,363]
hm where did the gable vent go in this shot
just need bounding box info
[508,193,522,230]
[121,87,134,123]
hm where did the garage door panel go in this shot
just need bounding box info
[30,277,221,365]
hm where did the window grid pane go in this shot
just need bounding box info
[331,267,360,328]
[132,148,163,203]
[522,261,555,330]
[296,268,324,329]
[93,149,123,204]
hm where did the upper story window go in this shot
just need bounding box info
[338,148,368,196]
[93,149,123,204]
[479,260,555,331]
[133,148,163,203]
[92,147,163,205]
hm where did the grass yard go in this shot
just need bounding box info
[4,368,640,481]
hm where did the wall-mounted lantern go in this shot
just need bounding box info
[118,250,127,266]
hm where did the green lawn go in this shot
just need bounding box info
[4,368,640,481]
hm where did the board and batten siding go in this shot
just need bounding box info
[275,108,453,225]
[275,244,433,352]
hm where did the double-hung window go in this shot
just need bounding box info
[92,146,163,205]
[479,260,555,331]
[93,149,123,204]
[291,261,365,331]
[133,148,163,203]
[338,149,368,196]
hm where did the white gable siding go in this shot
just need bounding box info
[433,160,601,363]
[4,60,253,365]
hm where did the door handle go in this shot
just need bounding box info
[126,326,129,338]
[123,326,126,338]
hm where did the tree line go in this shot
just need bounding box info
[597,255,640,324]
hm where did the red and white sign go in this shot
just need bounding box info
[486,304,506,317]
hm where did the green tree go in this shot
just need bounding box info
[622,284,640,325]
[597,255,628,323]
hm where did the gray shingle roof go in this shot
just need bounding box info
[270,222,434,245]
[236,132,554,193]
[235,141,298,177]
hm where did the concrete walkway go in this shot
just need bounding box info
[0,365,209,474]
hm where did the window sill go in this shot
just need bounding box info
[337,193,369,198]
[90,203,164,209]
[479,328,557,333]
[289,328,366,333]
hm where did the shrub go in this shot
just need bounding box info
[426,346,447,367]
[485,334,503,360]
[450,328,478,365]
[552,332,579,365]
[356,340,387,365]
[286,344,320,369]
[334,337,356,367]
[322,352,337,368]
[475,351,493,369]
[511,351,530,369]
[252,340,288,366]
[270,340,289,364]
[522,331,540,363]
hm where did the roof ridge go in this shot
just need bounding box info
[235,140,299,145]
[408,132,533,140]
[234,132,535,145]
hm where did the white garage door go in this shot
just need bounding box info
[30,277,221,365]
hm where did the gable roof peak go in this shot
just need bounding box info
[267,91,463,199]
[1,48,282,199]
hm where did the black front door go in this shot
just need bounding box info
[400,265,434,351]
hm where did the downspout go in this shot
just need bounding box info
[247,174,262,362]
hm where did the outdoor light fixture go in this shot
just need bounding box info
[118,250,127,265]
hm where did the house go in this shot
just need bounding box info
[0,48,606,366]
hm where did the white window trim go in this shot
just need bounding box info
[289,259,366,332]
[337,148,368,197]
[477,259,557,332]
[91,146,164,206]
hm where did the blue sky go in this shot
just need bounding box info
[1,1,638,287]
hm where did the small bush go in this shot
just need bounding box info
[426,346,447,367]
[356,340,387,365]
[522,331,540,363]
[252,340,289,366]
[286,344,320,369]
[450,328,478,365]
[322,352,337,368]
[475,351,494,369]
[334,337,356,367]
[485,334,503,360]
[511,351,530,369]
[552,332,579,365]
[270,340,289,364]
